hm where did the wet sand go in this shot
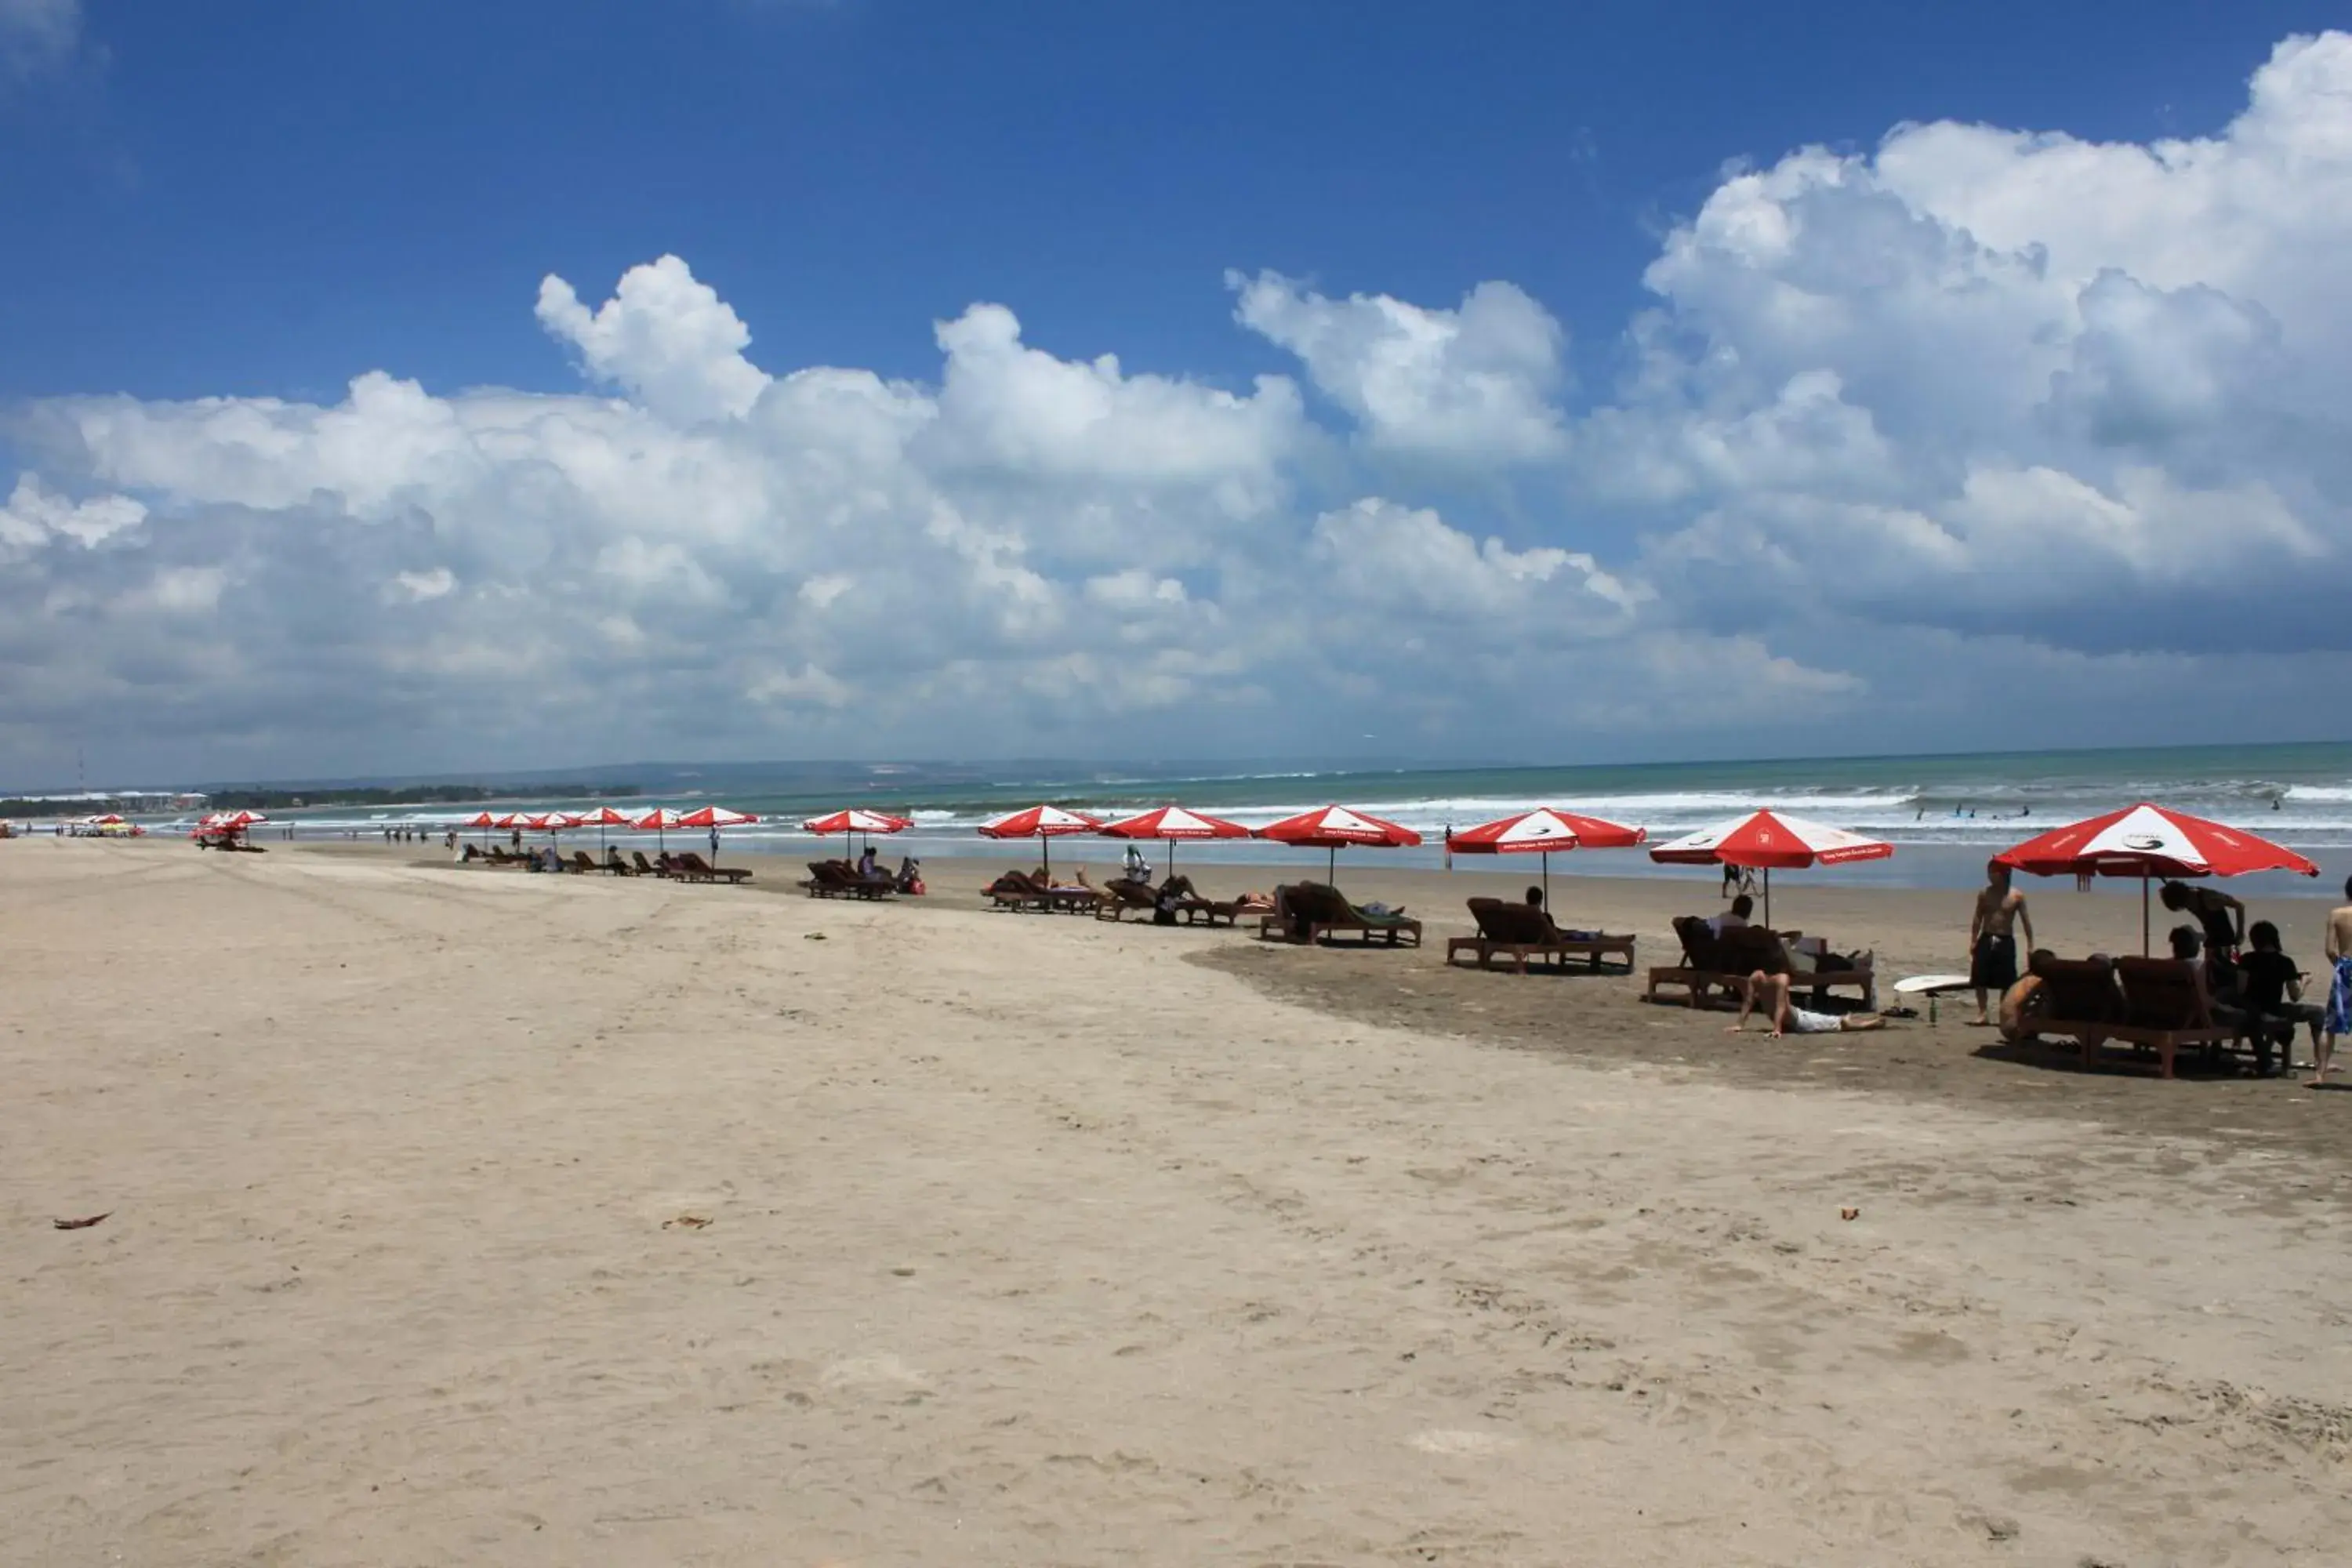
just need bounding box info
[7,837,2351,1564]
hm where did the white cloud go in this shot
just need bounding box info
[9,31,2352,778]
[1598,30,2352,653]
[1232,271,1567,461]
[0,0,77,80]
[536,255,771,423]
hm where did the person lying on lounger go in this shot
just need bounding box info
[1726,971,1887,1037]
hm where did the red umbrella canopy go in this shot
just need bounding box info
[978,804,1102,840]
[1255,805,1422,849]
[575,806,632,827]
[493,812,530,830]
[676,805,760,829]
[461,811,497,829]
[1450,808,1644,854]
[1099,805,1252,841]
[1648,810,1892,869]
[1995,802,2318,880]
[803,808,914,836]
[633,808,688,831]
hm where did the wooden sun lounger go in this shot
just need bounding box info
[2028,953,2249,1079]
[633,851,671,877]
[1255,882,1422,947]
[1177,895,1258,927]
[802,861,895,899]
[1094,878,1159,921]
[1446,897,1636,974]
[985,870,1100,913]
[670,851,752,885]
[1645,917,1874,1008]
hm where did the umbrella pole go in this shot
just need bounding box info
[1043,835,1051,885]
[2143,873,2151,956]
[1327,844,1337,885]
[1542,849,1551,912]
[1763,866,1772,929]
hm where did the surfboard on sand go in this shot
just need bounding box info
[1893,973,1973,995]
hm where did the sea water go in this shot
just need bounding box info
[154,740,2352,896]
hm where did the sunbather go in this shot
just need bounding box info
[1727,971,1887,1037]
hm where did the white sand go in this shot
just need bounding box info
[7,839,2350,1564]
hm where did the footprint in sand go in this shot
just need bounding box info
[1408,1428,1515,1456]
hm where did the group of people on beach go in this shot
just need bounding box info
[1964,859,2352,1082]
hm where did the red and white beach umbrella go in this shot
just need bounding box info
[804,808,913,851]
[675,804,759,865]
[1994,801,2318,953]
[1649,809,1893,924]
[978,804,1102,880]
[803,808,914,862]
[632,806,688,851]
[459,809,498,848]
[1255,804,1423,884]
[1099,804,1252,880]
[1448,808,1646,906]
[574,804,631,851]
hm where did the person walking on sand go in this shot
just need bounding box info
[2312,877,2352,1085]
[1969,860,2033,1027]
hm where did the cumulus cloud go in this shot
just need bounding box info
[8,31,2352,778]
[1232,271,1567,461]
[536,255,771,423]
[1603,30,2352,655]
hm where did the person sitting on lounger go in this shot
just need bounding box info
[857,844,881,881]
[1524,885,1544,909]
[604,844,626,873]
[2237,920,2320,1074]
[1727,971,1887,1037]
[1707,895,1753,937]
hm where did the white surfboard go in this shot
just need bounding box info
[1893,973,1973,995]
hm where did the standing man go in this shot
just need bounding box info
[2314,877,2352,1085]
[1969,859,2034,1027]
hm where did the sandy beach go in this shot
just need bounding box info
[9,837,2352,1565]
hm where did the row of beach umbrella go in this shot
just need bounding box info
[967,798,2319,952]
[187,793,2321,953]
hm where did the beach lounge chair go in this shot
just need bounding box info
[803,861,895,899]
[1255,882,1422,947]
[1094,877,1160,921]
[671,851,753,885]
[1446,898,1636,975]
[985,870,1051,910]
[2028,953,2245,1079]
[1645,918,1874,1009]
[569,851,604,874]
[1175,893,1257,927]
[631,851,667,877]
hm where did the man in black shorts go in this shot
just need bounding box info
[1969,859,2034,1026]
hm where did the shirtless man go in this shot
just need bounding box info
[1969,860,2034,1026]
[2312,877,2352,1086]
[1726,970,1886,1038]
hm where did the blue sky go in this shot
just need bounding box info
[3,1,2350,784]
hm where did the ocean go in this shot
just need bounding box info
[149,741,2352,897]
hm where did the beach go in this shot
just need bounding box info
[9,837,2352,1564]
